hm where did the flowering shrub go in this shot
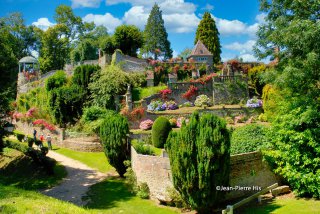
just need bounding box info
[12,112,25,121]
[246,98,263,108]
[194,95,212,107]
[177,117,189,128]
[26,107,37,118]
[139,119,154,130]
[182,85,198,100]
[167,101,179,110]
[190,73,217,84]
[147,100,165,111]
[120,107,145,122]
[159,88,172,100]
[33,119,56,132]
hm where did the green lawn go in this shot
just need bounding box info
[53,147,114,173]
[84,177,178,214]
[132,85,167,101]
[0,148,66,190]
[239,197,320,214]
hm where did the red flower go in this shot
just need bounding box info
[182,85,198,100]
[159,88,172,100]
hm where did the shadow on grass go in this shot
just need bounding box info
[235,197,282,214]
[0,152,66,191]
[84,176,134,210]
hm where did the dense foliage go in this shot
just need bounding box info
[194,12,221,65]
[114,25,143,57]
[45,70,67,91]
[48,85,84,126]
[99,114,130,177]
[72,64,100,99]
[142,3,172,59]
[166,112,230,213]
[152,117,172,148]
[231,124,269,155]
[255,0,320,198]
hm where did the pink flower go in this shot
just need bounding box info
[139,119,154,130]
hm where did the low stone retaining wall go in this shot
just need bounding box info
[55,136,103,152]
[14,121,103,152]
[131,148,280,202]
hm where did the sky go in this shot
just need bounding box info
[0,0,267,62]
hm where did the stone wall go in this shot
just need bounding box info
[131,147,174,201]
[14,121,103,152]
[113,50,147,73]
[131,149,280,201]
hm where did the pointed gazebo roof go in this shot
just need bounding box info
[190,40,212,56]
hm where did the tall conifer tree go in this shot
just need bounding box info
[195,12,221,64]
[142,3,172,60]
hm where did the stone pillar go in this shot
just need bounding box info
[114,95,120,111]
[146,70,154,87]
[126,84,133,111]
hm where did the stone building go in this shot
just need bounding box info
[187,40,213,67]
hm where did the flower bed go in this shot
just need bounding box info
[246,98,263,108]
[147,100,179,111]
[33,119,56,132]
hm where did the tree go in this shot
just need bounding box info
[142,3,172,60]
[70,38,98,63]
[166,112,230,213]
[54,4,84,41]
[99,114,130,177]
[88,65,130,108]
[99,36,117,55]
[255,0,320,198]
[178,48,192,61]
[114,25,143,57]
[195,12,221,64]
[38,24,70,72]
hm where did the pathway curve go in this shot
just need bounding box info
[41,150,109,206]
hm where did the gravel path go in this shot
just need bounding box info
[41,150,108,206]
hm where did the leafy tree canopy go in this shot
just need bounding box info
[114,25,143,57]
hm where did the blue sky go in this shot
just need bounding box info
[0,0,267,62]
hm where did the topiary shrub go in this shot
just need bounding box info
[231,124,269,155]
[152,117,172,148]
[194,94,212,107]
[45,70,67,91]
[99,114,129,177]
[166,111,230,213]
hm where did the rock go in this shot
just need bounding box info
[271,185,290,196]
[155,193,172,204]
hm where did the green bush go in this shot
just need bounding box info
[152,117,172,148]
[45,70,67,91]
[14,130,25,142]
[4,138,29,153]
[72,64,100,93]
[99,114,129,177]
[81,106,112,123]
[194,94,212,107]
[128,73,147,88]
[166,111,230,213]
[132,140,155,156]
[231,124,269,155]
[48,85,85,126]
[136,182,150,199]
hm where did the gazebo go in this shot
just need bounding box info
[18,56,40,82]
[18,56,39,73]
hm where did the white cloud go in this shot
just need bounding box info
[256,13,267,24]
[72,0,102,8]
[83,13,122,33]
[202,3,214,11]
[214,16,259,36]
[239,53,258,62]
[224,40,256,52]
[32,18,55,30]
[122,6,149,29]
[172,50,178,58]
[122,5,200,33]
[163,13,200,33]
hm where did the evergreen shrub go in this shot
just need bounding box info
[152,117,172,148]
[166,111,230,213]
[99,114,129,177]
[45,70,67,91]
